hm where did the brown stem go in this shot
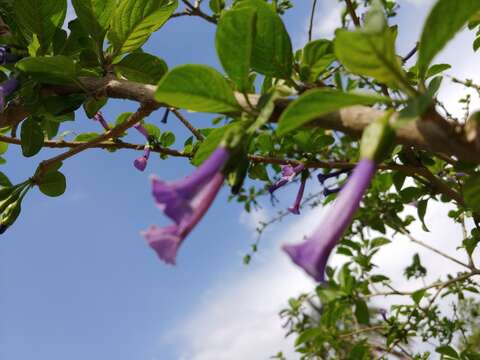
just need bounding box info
[345,0,361,27]
[170,108,205,141]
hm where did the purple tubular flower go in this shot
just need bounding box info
[93,111,110,130]
[133,146,151,172]
[142,147,229,264]
[0,77,19,110]
[269,163,305,194]
[288,177,306,215]
[134,123,149,139]
[283,159,376,282]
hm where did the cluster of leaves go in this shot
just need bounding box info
[0,0,480,358]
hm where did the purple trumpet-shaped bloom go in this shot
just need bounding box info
[288,177,306,215]
[0,77,19,110]
[269,163,305,194]
[134,123,149,139]
[93,111,110,130]
[142,147,229,264]
[134,146,151,172]
[283,159,376,282]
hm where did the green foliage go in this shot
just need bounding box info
[277,89,388,135]
[39,171,66,197]
[16,56,79,84]
[155,65,241,113]
[115,52,168,84]
[108,0,177,56]
[20,117,44,157]
[417,0,480,78]
[215,8,256,91]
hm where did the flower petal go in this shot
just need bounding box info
[142,224,182,265]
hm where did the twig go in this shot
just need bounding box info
[181,0,217,24]
[0,135,187,157]
[345,0,361,27]
[402,43,418,63]
[170,108,205,141]
[34,103,159,181]
[308,0,318,42]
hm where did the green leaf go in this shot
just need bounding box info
[160,131,175,147]
[354,299,370,325]
[0,172,12,188]
[20,117,44,157]
[411,289,427,304]
[71,0,116,48]
[215,8,256,91]
[334,4,407,89]
[84,97,108,118]
[155,65,241,113]
[74,132,100,142]
[294,328,321,346]
[300,39,335,82]
[192,123,238,166]
[418,0,480,78]
[235,0,293,78]
[277,89,388,135]
[108,0,178,56]
[14,0,67,48]
[417,199,429,232]
[39,171,66,197]
[464,174,480,212]
[16,56,78,85]
[436,345,460,359]
[115,53,168,84]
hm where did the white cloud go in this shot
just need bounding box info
[161,197,472,359]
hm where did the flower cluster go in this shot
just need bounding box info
[142,147,229,264]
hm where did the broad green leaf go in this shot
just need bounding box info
[300,39,335,82]
[115,53,168,84]
[108,0,178,56]
[436,345,460,359]
[235,0,293,78]
[192,123,238,165]
[72,0,116,47]
[354,299,370,325]
[14,0,67,47]
[411,289,427,304]
[155,65,241,113]
[334,4,407,89]
[418,0,480,78]
[216,8,256,91]
[0,172,12,188]
[464,174,480,212]
[39,171,67,197]
[20,117,44,157]
[277,89,388,135]
[16,56,78,85]
[75,132,100,142]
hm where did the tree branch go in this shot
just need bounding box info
[3,76,480,165]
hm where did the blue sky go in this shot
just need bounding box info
[1,1,478,359]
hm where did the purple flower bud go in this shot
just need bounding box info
[0,77,19,110]
[142,147,230,264]
[161,108,170,124]
[134,123,149,139]
[283,159,376,282]
[93,111,110,130]
[0,46,20,65]
[323,187,341,197]
[288,177,306,215]
[133,146,151,172]
[269,163,305,194]
[317,169,350,184]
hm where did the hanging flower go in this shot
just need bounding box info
[134,123,149,139]
[142,147,229,264]
[0,77,19,110]
[0,46,20,65]
[283,159,376,282]
[93,111,110,131]
[133,146,151,172]
[288,177,306,215]
[269,163,305,194]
